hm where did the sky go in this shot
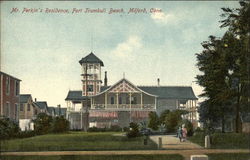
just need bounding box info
[0,1,240,107]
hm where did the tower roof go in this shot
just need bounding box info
[79,52,104,66]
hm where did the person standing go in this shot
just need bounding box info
[177,126,183,142]
[182,124,187,142]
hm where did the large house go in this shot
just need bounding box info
[0,72,21,122]
[65,53,198,130]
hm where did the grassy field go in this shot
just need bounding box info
[208,153,250,160]
[188,132,250,149]
[0,132,157,151]
[0,155,184,160]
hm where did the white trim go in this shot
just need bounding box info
[94,78,158,97]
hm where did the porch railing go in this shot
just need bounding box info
[91,104,155,110]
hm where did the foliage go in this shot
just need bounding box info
[178,119,194,136]
[0,154,184,160]
[126,122,141,138]
[33,113,53,135]
[51,116,69,133]
[1,132,158,151]
[159,110,170,124]
[0,117,20,140]
[148,112,160,130]
[196,1,250,133]
[189,132,249,149]
[164,110,182,133]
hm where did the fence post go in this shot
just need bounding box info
[205,135,210,148]
[158,137,162,149]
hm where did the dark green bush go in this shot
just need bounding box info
[0,117,20,140]
[33,113,53,135]
[126,122,141,138]
[51,116,69,133]
[17,130,36,138]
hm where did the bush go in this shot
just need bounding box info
[51,116,69,133]
[126,122,141,138]
[0,117,20,140]
[88,127,106,132]
[108,125,122,132]
[165,111,182,133]
[17,130,36,138]
[148,112,160,130]
[33,113,53,135]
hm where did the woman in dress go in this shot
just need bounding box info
[182,124,187,142]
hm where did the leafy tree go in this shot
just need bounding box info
[51,116,69,133]
[159,110,170,124]
[148,111,159,130]
[179,119,194,136]
[164,110,182,132]
[33,113,53,135]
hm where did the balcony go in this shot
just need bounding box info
[91,104,155,111]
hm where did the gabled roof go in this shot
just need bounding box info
[138,86,198,100]
[0,71,21,81]
[55,107,67,116]
[65,90,85,101]
[48,107,55,114]
[79,52,104,66]
[34,101,48,110]
[20,94,32,103]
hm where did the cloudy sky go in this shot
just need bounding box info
[1,1,239,107]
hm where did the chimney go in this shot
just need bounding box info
[35,98,37,102]
[104,71,107,86]
[157,78,160,86]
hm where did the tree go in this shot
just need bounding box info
[148,112,159,130]
[0,118,20,139]
[164,110,182,132]
[126,122,141,138]
[33,113,53,135]
[51,116,69,133]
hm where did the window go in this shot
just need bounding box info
[6,77,10,95]
[5,102,10,117]
[111,97,114,104]
[119,97,122,104]
[15,81,19,96]
[87,85,94,92]
[34,109,38,115]
[27,104,31,111]
[131,97,137,104]
[15,104,18,120]
[20,104,24,111]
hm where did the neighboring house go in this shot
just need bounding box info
[19,94,40,131]
[65,53,198,130]
[0,71,21,122]
[48,107,56,117]
[54,105,67,117]
[34,101,49,114]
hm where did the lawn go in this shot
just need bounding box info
[207,153,250,160]
[188,132,250,149]
[0,154,184,160]
[0,132,158,151]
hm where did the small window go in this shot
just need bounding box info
[15,81,19,96]
[5,102,10,117]
[111,97,114,104]
[34,109,38,115]
[15,104,18,120]
[27,104,31,111]
[87,85,94,92]
[131,97,137,104]
[119,97,122,104]
[20,104,24,111]
[6,77,10,95]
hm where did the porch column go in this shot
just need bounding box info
[154,97,157,109]
[129,93,132,109]
[105,92,107,108]
[140,93,143,109]
[116,93,119,108]
[91,98,93,109]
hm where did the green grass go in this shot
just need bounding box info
[188,132,250,149]
[0,155,184,160]
[0,132,157,151]
[207,153,250,160]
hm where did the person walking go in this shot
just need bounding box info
[177,126,182,142]
[182,124,187,142]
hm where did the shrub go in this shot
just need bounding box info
[126,122,141,138]
[165,111,182,133]
[0,117,20,140]
[108,125,122,132]
[51,116,69,133]
[33,113,53,135]
[17,130,36,138]
[88,127,106,132]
